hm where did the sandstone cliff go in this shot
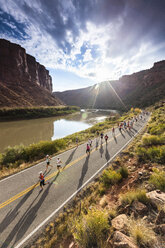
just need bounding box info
[54,61,165,110]
[0,39,62,107]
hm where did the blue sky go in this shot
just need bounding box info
[0,0,165,91]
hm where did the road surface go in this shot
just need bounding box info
[0,117,149,248]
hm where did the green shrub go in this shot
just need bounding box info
[142,134,165,146]
[149,168,165,192]
[118,166,129,178]
[101,169,122,187]
[128,218,156,247]
[148,123,165,135]
[71,208,110,248]
[137,146,165,164]
[1,139,67,165]
[120,189,149,206]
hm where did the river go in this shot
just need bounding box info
[0,109,118,153]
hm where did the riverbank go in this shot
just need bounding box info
[0,106,80,121]
[0,108,141,179]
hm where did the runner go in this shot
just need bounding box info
[56,157,62,171]
[119,124,122,132]
[96,138,99,150]
[86,143,90,155]
[112,126,115,135]
[104,134,108,144]
[88,138,92,148]
[76,137,79,148]
[100,133,104,143]
[45,155,53,171]
[124,121,127,130]
[39,171,49,190]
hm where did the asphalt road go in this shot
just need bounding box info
[0,116,149,248]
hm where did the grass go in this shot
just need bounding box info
[136,103,165,164]
[119,189,149,206]
[149,168,165,192]
[117,166,129,178]
[71,208,110,248]
[142,134,165,146]
[0,105,80,121]
[137,146,165,164]
[0,109,136,178]
[101,168,122,187]
[128,218,156,247]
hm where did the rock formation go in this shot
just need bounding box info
[0,39,62,107]
[54,60,165,110]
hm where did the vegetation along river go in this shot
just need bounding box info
[0,109,118,153]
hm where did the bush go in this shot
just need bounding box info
[72,208,110,248]
[119,189,149,206]
[149,168,165,192]
[128,218,156,247]
[1,139,67,165]
[148,123,165,135]
[142,134,165,146]
[137,146,165,164]
[118,166,129,178]
[101,169,122,187]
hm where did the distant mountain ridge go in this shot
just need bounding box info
[0,39,62,107]
[54,61,165,110]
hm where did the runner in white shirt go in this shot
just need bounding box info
[45,155,53,171]
[56,157,62,171]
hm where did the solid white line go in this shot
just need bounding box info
[15,120,146,248]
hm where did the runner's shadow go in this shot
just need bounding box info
[44,168,51,176]
[105,145,110,162]
[2,183,52,248]
[99,143,104,158]
[131,127,138,133]
[0,184,37,234]
[52,171,60,183]
[77,156,89,190]
[113,135,117,143]
[126,130,133,137]
[120,130,125,138]
[63,148,77,169]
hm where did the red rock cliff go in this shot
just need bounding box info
[0,39,63,107]
[0,39,52,92]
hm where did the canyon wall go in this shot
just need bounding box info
[0,39,52,92]
[54,61,165,110]
[0,39,62,107]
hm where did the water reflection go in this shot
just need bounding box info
[0,109,118,153]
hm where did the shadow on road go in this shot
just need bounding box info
[0,184,37,235]
[63,148,77,170]
[77,155,89,190]
[120,130,125,138]
[105,145,110,162]
[99,143,104,158]
[2,182,52,248]
[113,135,117,143]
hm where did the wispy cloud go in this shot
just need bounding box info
[0,0,165,87]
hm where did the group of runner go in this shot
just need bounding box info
[39,112,147,189]
[39,155,62,190]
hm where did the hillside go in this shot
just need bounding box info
[0,39,62,107]
[54,61,165,110]
[25,102,165,248]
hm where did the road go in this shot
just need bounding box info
[0,116,149,248]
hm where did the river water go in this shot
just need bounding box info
[0,109,118,153]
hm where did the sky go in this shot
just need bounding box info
[0,0,165,91]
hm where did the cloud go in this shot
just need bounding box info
[0,0,165,86]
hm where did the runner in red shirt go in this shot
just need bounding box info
[104,134,108,144]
